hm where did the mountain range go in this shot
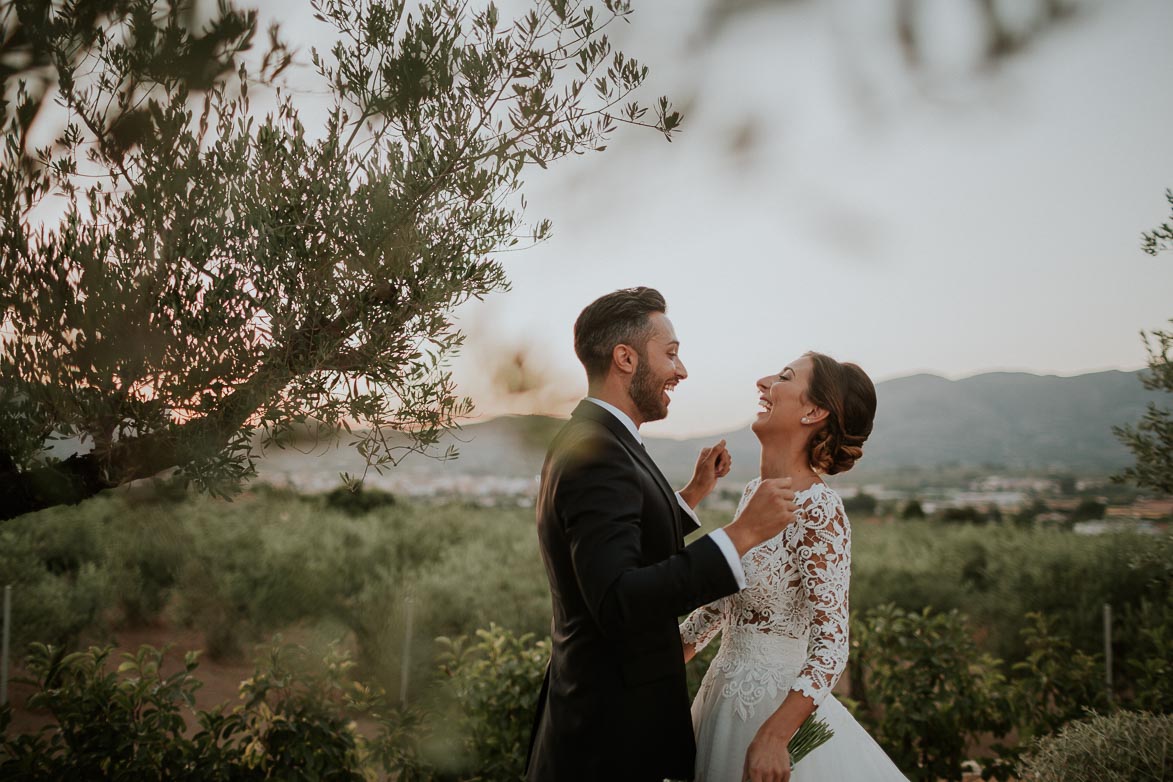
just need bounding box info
[257,369,1161,489]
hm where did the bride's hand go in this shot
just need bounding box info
[680,440,731,508]
[743,725,791,782]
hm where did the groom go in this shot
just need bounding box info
[526,287,797,782]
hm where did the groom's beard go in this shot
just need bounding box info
[631,356,669,423]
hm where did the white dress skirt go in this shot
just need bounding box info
[690,630,908,781]
[681,480,908,782]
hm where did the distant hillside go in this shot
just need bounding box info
[860,370,1155,472]
[645,370,1160,483]
[256,370,1161,489]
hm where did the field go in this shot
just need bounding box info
[1,483,1170,780]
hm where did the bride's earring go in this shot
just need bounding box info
[801,417,809,424]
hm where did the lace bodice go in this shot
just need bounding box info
[680,478,851,719]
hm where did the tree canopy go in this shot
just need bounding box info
[0,0,682,520]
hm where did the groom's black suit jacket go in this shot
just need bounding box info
[526,401,741,782]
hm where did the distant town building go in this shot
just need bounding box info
[1074,519,1162,536]
[1106,498,1173,520]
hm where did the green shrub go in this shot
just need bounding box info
[1010,612,1107,740]
[1123,595,1173,713]
[0,641,423,781]
[972,612,1112,780]
[435,624,550,781]
[4,492,1169,780]
[851,604,1010,782]
[0,644,210,779]
[843,491,878,515]
[101,513,189,626]
[0,525,112,653]
[321,484,398,516]
[938,505,986,524]
[851,522,1166,672]
[1016,710,1173,782]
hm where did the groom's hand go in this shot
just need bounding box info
[724,478,796,557]
[679,439,732,508]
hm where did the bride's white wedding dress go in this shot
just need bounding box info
[680,479,908,781]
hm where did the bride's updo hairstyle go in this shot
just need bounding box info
[804,352,877,475]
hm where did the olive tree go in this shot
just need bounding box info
[0,0,681,520]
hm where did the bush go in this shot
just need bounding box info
[4,493,1170,779]
[901,499,926,519]
[1016,710,1173,782]
[939,505,986,524]
[850,605,1010,782]
[968,612,1113,779]
[0,521,112,653]
[1123,595,1173,713]
[0,630,552,782]
[0,641,421,781]
[0,644,210,779]
[1009,612,1106,741]
[321,484,398,516]
[95,503,191,626]
[435,624,550,781]
[850,522,1166,673]
[843,491,878,516]
[1071,498,1107,523]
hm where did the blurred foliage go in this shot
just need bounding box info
[0,492,1170,778]
[848,520,1170,674]
[1013,498,1050,527]
[0,628,548,781]
[322,484,398,516]
[1114,189,1173,494]
[3,615,1169,781]
[842,490,878,516]
[1015,710,1173,782]
[1070,498,1106,522]
[3,491,1169,701]
[435,625,550,781]
[0,0,682,520]
[0,488,549,700]
[0,0,263,163]
[1141,189,1173,256]
[0,641,374,779]
[704,0,1091,72]
[938,505,987,524]
[1119,534,1173,714]
[1113,323,1173,495]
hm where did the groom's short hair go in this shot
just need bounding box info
[574,287,666,381]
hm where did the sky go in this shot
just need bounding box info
[264,0,1173,438]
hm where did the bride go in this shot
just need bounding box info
[680,352,907,782]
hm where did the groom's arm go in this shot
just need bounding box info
[676,498,747,589]
[556,433,740,638]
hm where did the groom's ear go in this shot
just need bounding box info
[612,343,638,376]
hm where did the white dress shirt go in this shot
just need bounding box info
[584,398,747,589]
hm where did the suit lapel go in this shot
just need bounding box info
[570,401,686,545]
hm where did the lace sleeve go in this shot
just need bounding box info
[680,598,725,653]
[791,495,851,705]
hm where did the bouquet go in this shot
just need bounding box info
[788,713,834,766]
